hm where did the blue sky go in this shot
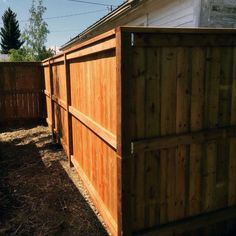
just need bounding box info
[0,0,124,48]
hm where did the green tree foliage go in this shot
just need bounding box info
[0,8,23,54]
[8,48,32,62]
[22,0,53,61]
[9,46,54,62]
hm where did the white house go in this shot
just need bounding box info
[61,0,236,50]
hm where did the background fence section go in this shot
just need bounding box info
[43,27,236,235]
[0,62,45,125]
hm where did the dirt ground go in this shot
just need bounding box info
[0,125,108,236]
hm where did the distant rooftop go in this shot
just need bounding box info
[0,54,9,61]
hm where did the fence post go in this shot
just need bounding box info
[49,60,56,141]
[64,54,73,167]
[39,63,46,121]
[116,28,133,236]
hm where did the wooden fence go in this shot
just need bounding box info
[42,27,236,236]
[0,62,45,125]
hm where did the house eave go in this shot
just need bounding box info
[60,0,146,51]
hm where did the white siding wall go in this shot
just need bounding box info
[126,0,201,27]
[200,0,236,27]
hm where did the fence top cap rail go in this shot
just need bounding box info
[0,61,41,65]
[41,52,64,64]
[42,29,116,64]
[119,26,236,34]
[41,26,236,64]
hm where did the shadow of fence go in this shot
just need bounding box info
[0,127,107,235]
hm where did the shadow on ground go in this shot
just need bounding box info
[0,125,107,236]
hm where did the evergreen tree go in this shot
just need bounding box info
[0,8,23,54]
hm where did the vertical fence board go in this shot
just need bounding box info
[229,48,236,208]
[189,47,205,216]
[161,47,177,224]
[175,47,190,221]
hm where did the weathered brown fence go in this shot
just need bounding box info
[43,27,236,235]
[0,62,45,125]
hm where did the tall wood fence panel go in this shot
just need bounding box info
[121,29,236,235]
[43,30,118,235]
[0,62,45,125]
[43,27,236,236]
